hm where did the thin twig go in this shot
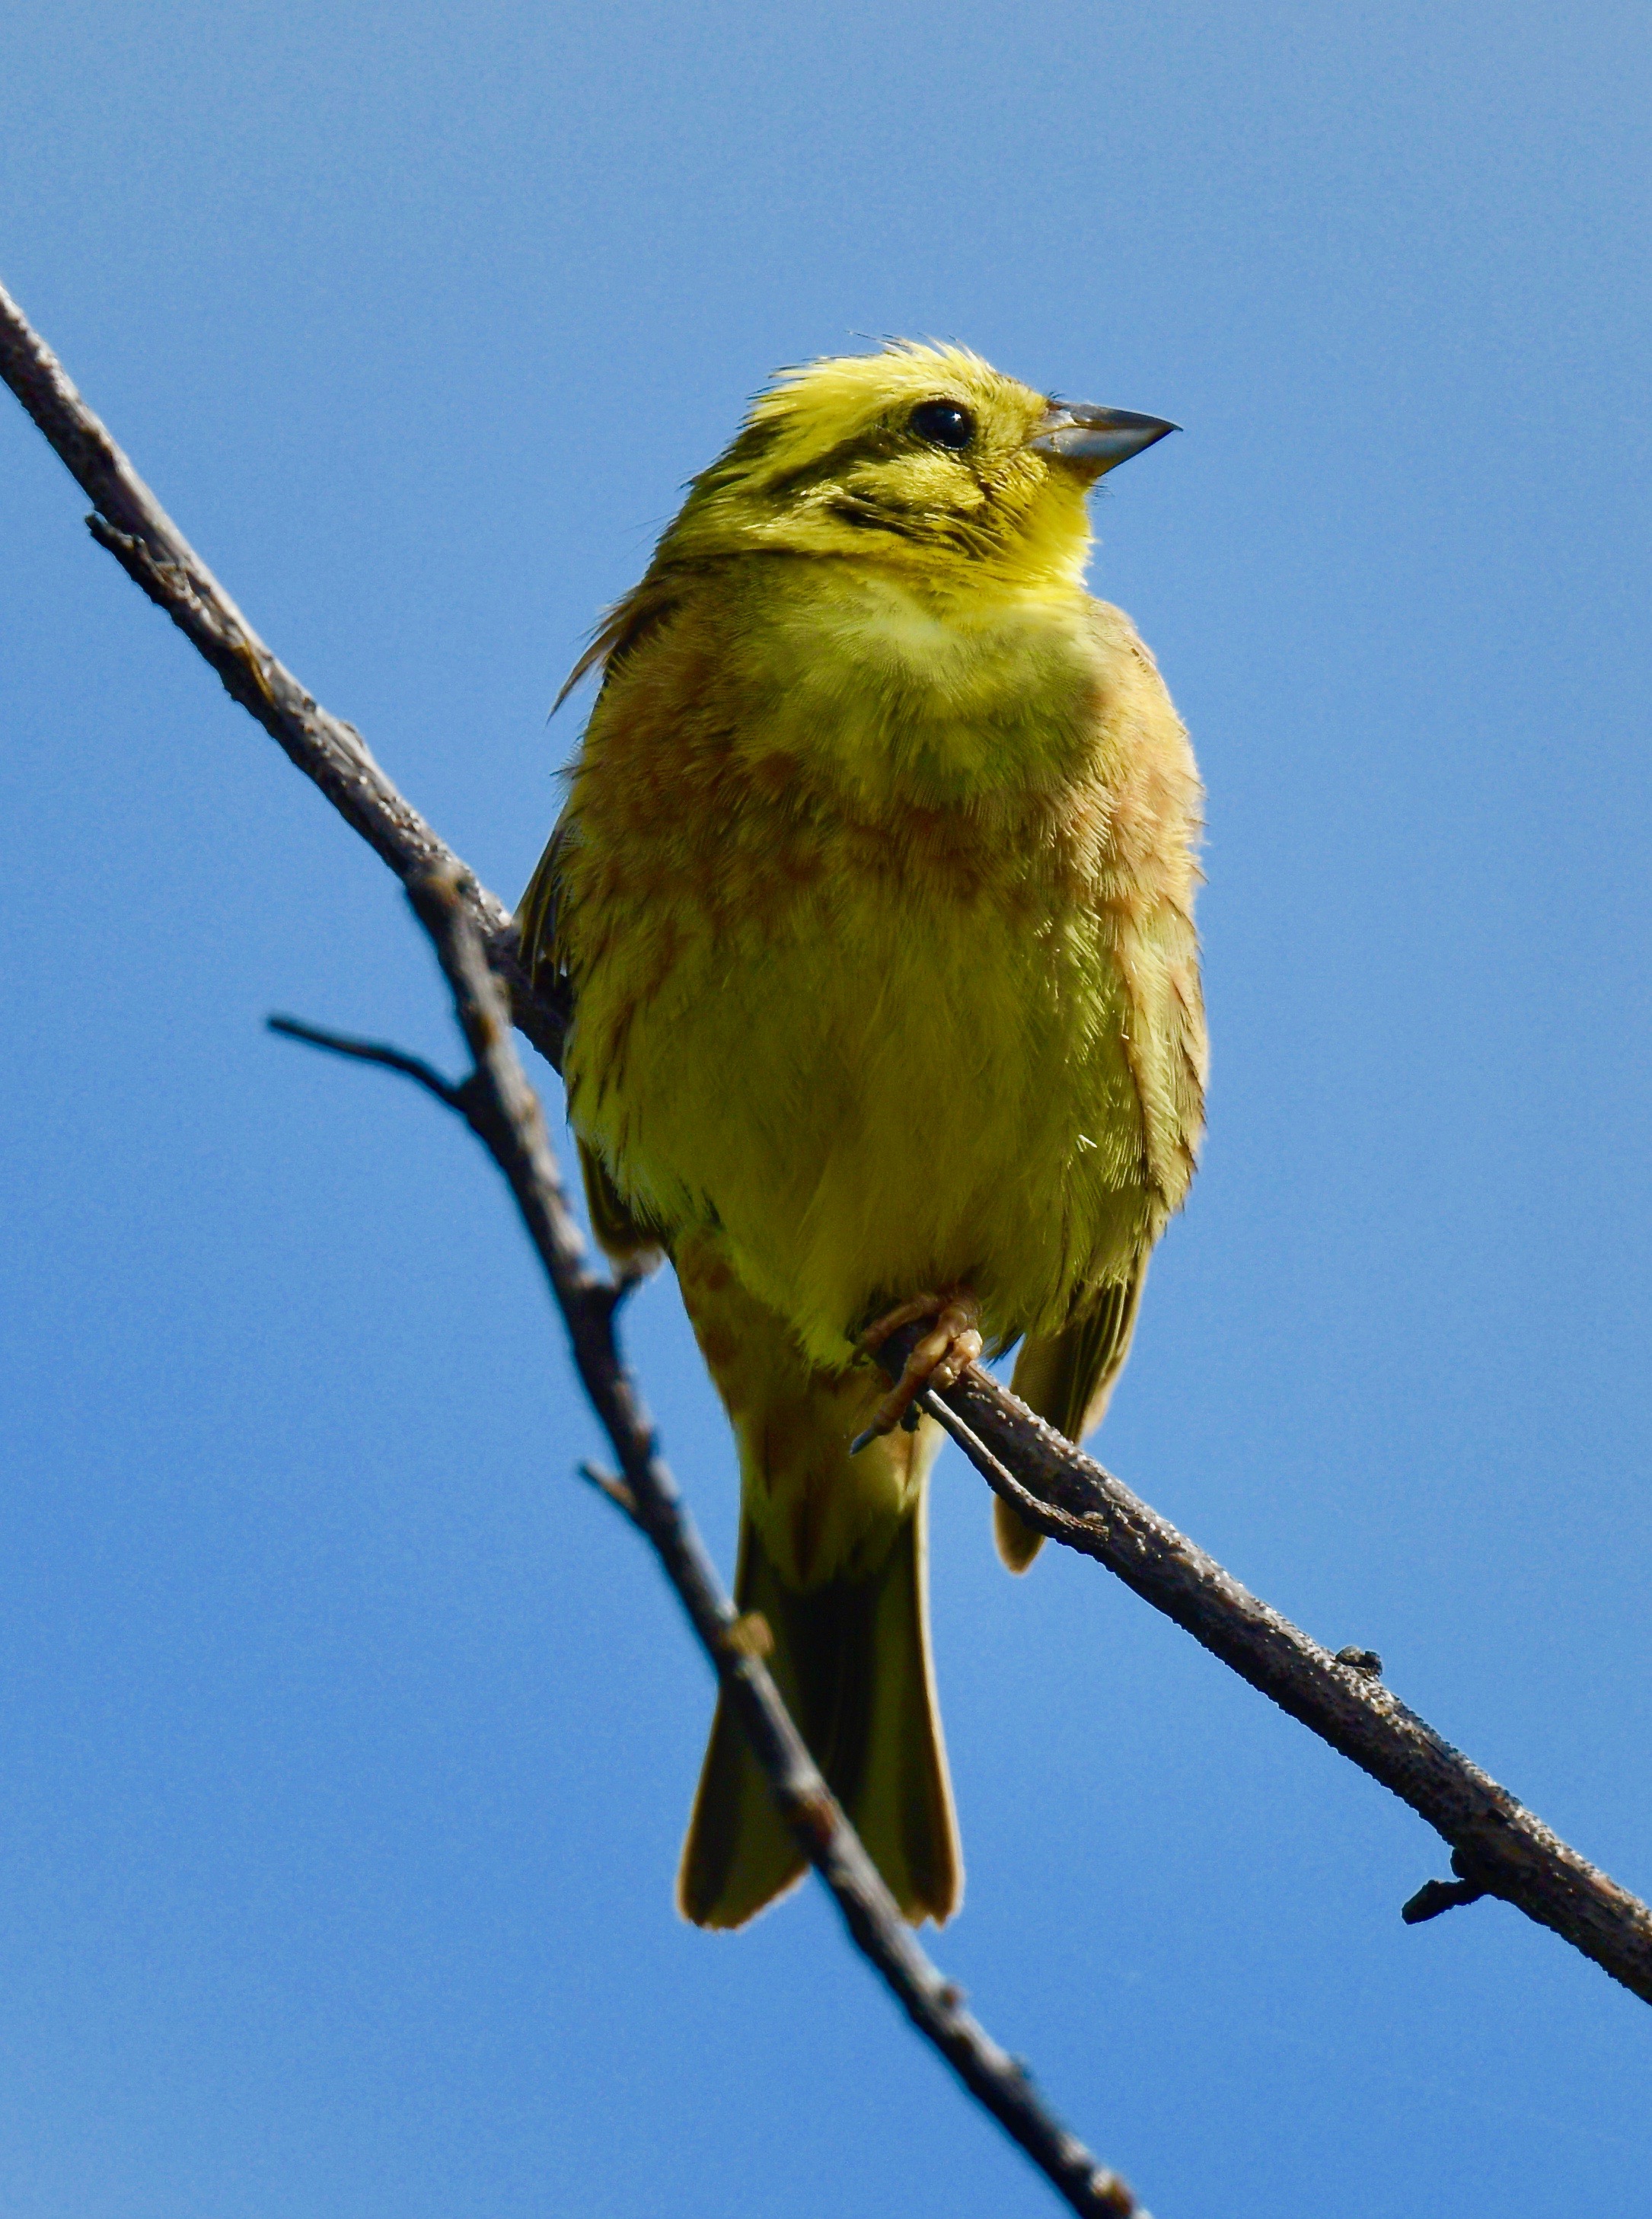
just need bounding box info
[896,1351,1652,2003]
[1402,1873,1489,1926]
[7,273,1650,2007]
[275,869,1148,2219]
[267,1015,464,1106]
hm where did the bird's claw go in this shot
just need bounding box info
[851,1289,984,1452]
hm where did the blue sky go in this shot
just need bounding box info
[3,2,1650,2213]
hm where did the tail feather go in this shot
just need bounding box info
[836,1495,958,1918]
[678,1500,960,1929]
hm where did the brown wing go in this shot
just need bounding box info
[995,1262,1148,1573]
[518,814,668,1270]
[517,806,573,999]
[578,1141,668,1271]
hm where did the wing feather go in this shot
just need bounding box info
[995,1262,1147,1573]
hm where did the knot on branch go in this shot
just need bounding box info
[578,1462,639,1519]
[1402,1874,1488,1924]
[717,1610,774,1661]
[1402,1838,1501,1926]
[86,512,206,619]
[1089,2172,1142,2218]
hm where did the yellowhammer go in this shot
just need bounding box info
[521,343,1205,1928]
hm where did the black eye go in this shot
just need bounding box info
[908,399,975,451]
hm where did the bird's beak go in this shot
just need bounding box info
[1030,402,1178,476]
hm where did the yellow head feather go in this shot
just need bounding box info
[662,340,1091,585]
[557,341,1172,706]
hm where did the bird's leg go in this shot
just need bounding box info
[852,1288,984,1453]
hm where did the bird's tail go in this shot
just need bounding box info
[678,1496,960,1930]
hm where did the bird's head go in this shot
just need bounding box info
[659,341,1175,591]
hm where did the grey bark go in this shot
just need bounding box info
[899,1360,1652,2002]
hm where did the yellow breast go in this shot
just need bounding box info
[546,556,1204,1370]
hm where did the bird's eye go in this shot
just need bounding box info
[908,399,975,451]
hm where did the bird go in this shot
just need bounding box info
[520,341,1205,1930]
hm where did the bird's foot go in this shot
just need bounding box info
[851,1288,984,1454]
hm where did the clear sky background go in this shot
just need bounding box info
[3,3,1650,2214]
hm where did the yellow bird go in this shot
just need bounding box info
[521,343,1205,1929]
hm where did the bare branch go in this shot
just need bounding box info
[0,274,569,1075]
[266,1015,464,1108]
[894,1347,1652,2004]
[8,270,1650,2033]
[273,869,1148,2219]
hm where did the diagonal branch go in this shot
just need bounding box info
[0,275,570,1076]
[5,274,1650,2014]
[276,869,1148,2219]
[891,1353,1652,2003]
